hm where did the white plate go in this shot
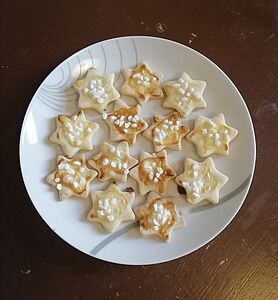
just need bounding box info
[19,36,256,265]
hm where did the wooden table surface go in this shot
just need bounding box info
[1,0,278,299]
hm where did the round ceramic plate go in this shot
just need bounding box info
[19,36,256,265]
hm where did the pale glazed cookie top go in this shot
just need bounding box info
[121,62,163,105]
[49,110,99,158]
[46,154,97,200]
[129,150,176,195]
[186,113,238,157]
[74,68,120,113]
[163,72,206,117]
[87,183,135,233]
[88,141,138,183]
[134,192,185,241]
[175,157,228,205]
[143,112,190,152]
[103,99,148,144]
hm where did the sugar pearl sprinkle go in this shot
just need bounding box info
[84,79,109,104]
[96,196,120,222]
[143,161,164,182]
[101,148,129,175]
[132,72,156,87]
[56,161,87,191]
[201,120,230,146]
[149,202,171,231]
[64,116,93,146]
[171,78,200,107]
[181,164,204,199]
[154,118,181,144]
[108,112,141,132]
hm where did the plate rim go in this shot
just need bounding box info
[19,35,257,265]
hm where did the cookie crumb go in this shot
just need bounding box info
[155,23,167,33]
[20,269,31,274]
[219,258,228,266]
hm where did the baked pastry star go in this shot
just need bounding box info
[103,99,148,144]
[186,113,238,157]
[46,154,97,200]
[129,150,176,195]
[87,183,135,233]
[49,110,99,158]
[143,112,190,152]
[163,72,206,117]
[134,192,185,241]
[175,157,228,205]
[88,141,138,183]
[74,68,120,113]
[121,62,163,105]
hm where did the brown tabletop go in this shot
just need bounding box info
[1,0,278,299]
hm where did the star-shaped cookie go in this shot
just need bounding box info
[46,154,97,200]
[129,150,176,195]
[186,113,238,157]
[134,192,185,241]
[74,68,120,113]
[103,99,148,144]
[121,62,163,105]
[49,110,99,158]
[87,183,135,233]
[175,157,228,205]
[88,141,138,183]
[143,112,190,152]
[163,72,206,117]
